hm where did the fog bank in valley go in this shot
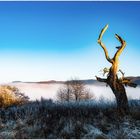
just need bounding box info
[9,83,140,101]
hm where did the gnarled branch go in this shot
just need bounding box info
[119,69,125,79]
[127,82,137,88]
[121,79,137,88]
[118,70,137,87]
[95,76,107,83]
[97,24,114,64]
[113,34,126,60]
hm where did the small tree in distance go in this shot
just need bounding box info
[57,79,94,102]
[57,81,73,102]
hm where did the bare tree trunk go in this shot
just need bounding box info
[96,72,129,115]
[107,72,129,114]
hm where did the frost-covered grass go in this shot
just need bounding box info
[0,98,140,139]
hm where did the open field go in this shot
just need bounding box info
[0,99,140,139]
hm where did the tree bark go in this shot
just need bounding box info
[96,74,129,115]
[107,72,129,115]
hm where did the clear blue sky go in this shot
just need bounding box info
[0,1,140,82]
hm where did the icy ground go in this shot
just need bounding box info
[0,100,140,139]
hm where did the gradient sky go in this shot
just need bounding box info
[0,1,140,82]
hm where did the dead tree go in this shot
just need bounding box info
[57,81,73,102]
[57,79,94,102]
[96,24,137,115]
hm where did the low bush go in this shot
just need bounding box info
[0,85,29,108]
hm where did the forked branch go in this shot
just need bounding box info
[97,24,113,64]
[113,34,126,60]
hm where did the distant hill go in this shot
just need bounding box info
[12,79,100,85]
[12,76,140,86]
[12,79,105,85]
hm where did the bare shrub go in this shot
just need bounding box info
[57,79,94,102]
